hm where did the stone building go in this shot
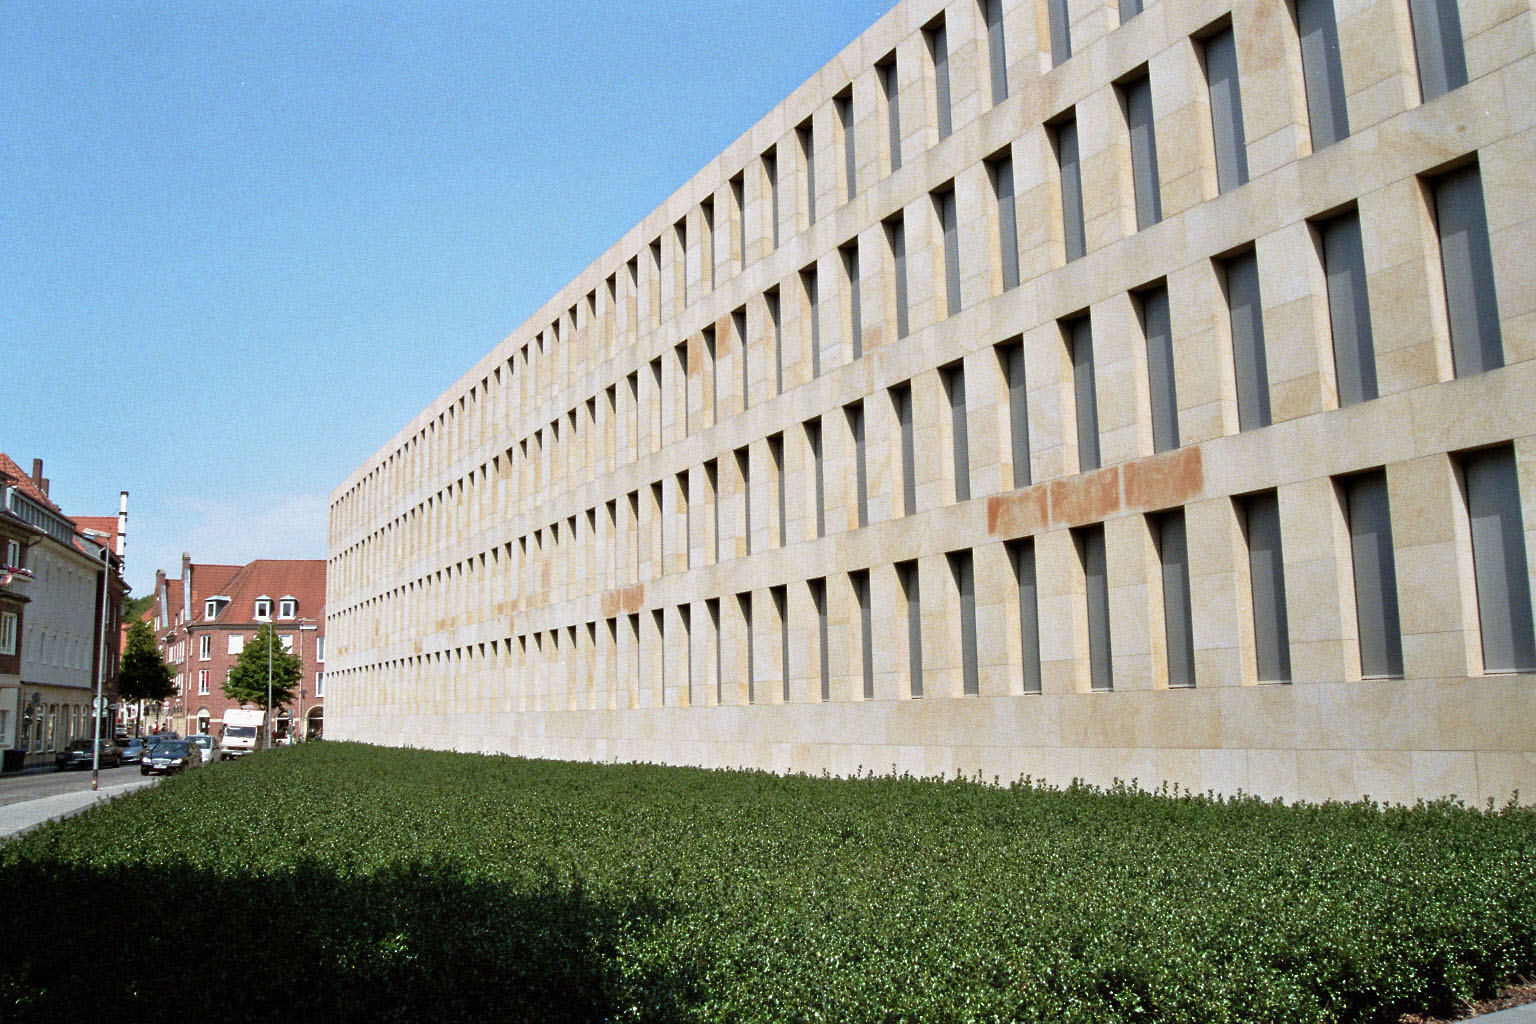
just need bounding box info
[149,555,327,741]
[326,0,1536,804]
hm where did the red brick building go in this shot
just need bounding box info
[150,554,326,741]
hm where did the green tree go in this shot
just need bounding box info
[117,619,176,703]
[122,593,154,621]
[223,623,302,710]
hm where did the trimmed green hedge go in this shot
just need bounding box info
[2,743,1532,1023]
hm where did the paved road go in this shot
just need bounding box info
[0,764,158,841]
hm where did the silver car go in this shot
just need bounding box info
[186,733,222,765]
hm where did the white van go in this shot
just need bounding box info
[221,709,267,758]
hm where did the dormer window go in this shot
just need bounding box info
[254,596,272,620]
[204,596,230,620]
[278,596,297,619]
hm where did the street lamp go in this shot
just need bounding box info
[88,537,110,792]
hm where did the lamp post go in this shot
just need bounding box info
[89,539,109,792]
[265,623,272,750]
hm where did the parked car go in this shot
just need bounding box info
[55,739,122,771]
[120,737,149,764]
[186,734,222,765]
[140,740,200,776]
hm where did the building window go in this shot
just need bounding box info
[1153,509,1196,687]
[801,267,821,378]
[835,88,856,202]
[1053,113,1085,261]
[898,560,922,698]
[1222,249,1272,430]
[935,185,960,317]
[315,670,325,698]
[316,636,325,662]
[841,240,862,360]
[1121,70,1162,230]
[1460,446,1536,673]
[941,361,970,502]
[278,597,296,619]
[949,549,979,696]
[983,0,1008,104]
[280,634,294,653]
[848,402,868,529]
[893,383,916,516]
[1295,0,1350,150]
[886,213,909,339]
[1430,161,1503,377]
[1241,490,1292,682]
[1076,524,1112,691]
[806,420,825,539]
[878,51,900,173]
[197,669,209,696]
[1137,283,1179,452]
[810,578,830,702]
[1201,22,1249,193]
[1316,208,1378,406]
[228,634,244,656]
[998,338,1031,488]
[988,151,1020,291]
[1065,315,1100,472]
[1408,0,1467,102]
[204,599,219,619]
[198,635,211,661]
[852,569,874,699]
[1120,0,1144,21]
[1340,469,1404,678]
[797,120,815,227]
[3,538,18,567]
[925,16,952,140]
[254,598,272,620]
[0,611,15,656]
[1007,539,1042,694]
[1047,0,1072,66]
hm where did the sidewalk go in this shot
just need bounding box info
[0,776,157,842]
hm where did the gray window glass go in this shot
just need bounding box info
[1296,0,1350,150]
[1409,0,1467,102]
[1124,73,1162,229]
[1463,446,1536,673]
[1243,490,1292,682]
[736,446,751,555]
[1120,0,1144,21]
[928,21,952,139]
[836,90,857,201]
[803,267,821,378]
[1343,470,1403,678]
[939,188,961,317]
[1048,0,1072,66]
[900,560,923,697]
[1319,210,1378,405]
[1067,317,1100,471]
[944,363,970,501]
[806,420,825,538]
[798,122,816,226]
[1078,525,1112,690]
[764,149,780,248]
[812,578,830,701]
[1000,339,1031,487]
[1155,510,1196,686]
[1203,25,1250,193]
[991,153,1020,290]
[767,287,782,396]
[985,0,1008,104]
[1224,251,1272,430]
[1139,285,1179,452]
[880,55,901,172]
[843,242,862,360]
[894,384,916,516]
[769,433,786,545]
[889,216,909,338]
[1009,539,1043,694]
[951,550,979,695]
[854,569,874,698]
[849,403,868,528]
[1056,117,1086,261]
[773,586,790,702]
[739,593,754,703]
[1433,163,1503,377]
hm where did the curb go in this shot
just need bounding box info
[0,777,158,842]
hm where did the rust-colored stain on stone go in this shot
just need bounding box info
[988,446,1205,538]
[600,583,646,618]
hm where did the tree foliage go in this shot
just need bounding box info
[222,623,302,710]
[115,619,175,703]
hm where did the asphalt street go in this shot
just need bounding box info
[0,763,158,840]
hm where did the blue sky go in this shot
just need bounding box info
[4,0,895,597]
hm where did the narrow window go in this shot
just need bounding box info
[849,402,868,528]
[1431,162,1503,376]
[764,148,780,249]
[983,0,1008,104]
[1461,446,1536,673]
[773,585,790,702]
[878,52,901,173]
[1066,315,1100,472]
[707,597,722,703]
[701,197,715,292]
[1054,115,1086,261]
[1317,208,1378,405]
[893,383,916,516]
[1295,0,1350,150]
[926,17,952,140]
[1241,490,1292,682]
[950,550,979,695]
[768,432,786,546]
[1136,283,1179,452]
[807,419,825,538]
[899,560,923,697]
[853,569,874,699]
[1120,0,1144,21]
[811,578,830,701]
[734,307,749,409]
[887,214,909,338]
[802,266,822,378]
[740,592,755,703]
[936,186,961,317]
[703,326,718,421]
[842,241,862,359]
[675,217,689,309]
[766,286,783,395]
[989,151,1020,291]
[1076,524,1112,690]
[835,88,857,202]
[1223,250,1272,430]
[998,338,1031,487]
[1153,509,1196,687]
[729,173,746,268]
[1341,470,1404,678]
[797,119,816,226]
[1047,0,1072,66]
[1408,0,1468,102]
[1122,71,1162,229]
[705,458,720,562]
[942,361,971,501]
[1201,23,1250,193]
[1008,539,1043,693]
[736,446,752,555]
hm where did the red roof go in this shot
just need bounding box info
[157,558,326,631]
[0,452,60,513]
[71,515,120,552]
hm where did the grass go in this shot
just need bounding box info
[2,742,1533,1023]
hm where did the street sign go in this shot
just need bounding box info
[93,696,108,711]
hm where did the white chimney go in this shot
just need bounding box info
[117,491,128,559]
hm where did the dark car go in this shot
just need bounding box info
[120,737,149,764]
[140,740,199,776]
[55,739,122,771]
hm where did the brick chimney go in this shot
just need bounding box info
[30,458,48,498]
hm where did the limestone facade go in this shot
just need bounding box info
[327,0,1536,805]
